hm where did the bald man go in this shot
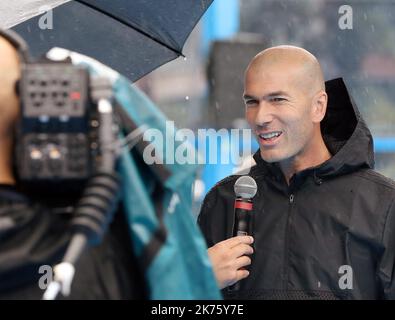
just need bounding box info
[198,46,395,299]
[0,31,147,299]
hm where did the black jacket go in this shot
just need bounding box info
[0,185,148,299]
[198,78,395,300]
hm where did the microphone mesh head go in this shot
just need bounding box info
[234,176,257,199]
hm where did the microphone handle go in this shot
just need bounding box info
[233,199,252,237]
[229,198,253,292]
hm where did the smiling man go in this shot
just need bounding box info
[243,46,331,183]
[198,45,395,299]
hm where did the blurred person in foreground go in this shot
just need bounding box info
[198,45,395,299]
[0,31,147,299]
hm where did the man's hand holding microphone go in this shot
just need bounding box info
[207,176,257,290]
[208,235,254,289]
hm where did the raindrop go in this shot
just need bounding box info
[183,57,187,61]
[185,96,190,101]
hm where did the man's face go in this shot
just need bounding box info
[244,63,316,163]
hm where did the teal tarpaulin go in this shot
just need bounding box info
[74,53,221,299]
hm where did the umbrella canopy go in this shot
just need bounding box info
[1,0,213,81]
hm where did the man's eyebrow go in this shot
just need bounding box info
[242,94,257,101]
[265,91,289,98]
[243,91,290,101]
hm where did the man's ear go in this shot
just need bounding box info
[311,90,328,123]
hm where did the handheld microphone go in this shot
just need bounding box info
[233,176,257,237]
[230,175,257,292]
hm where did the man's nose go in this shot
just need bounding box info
[255,101,274,126]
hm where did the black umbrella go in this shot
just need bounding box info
[8,0,213,81]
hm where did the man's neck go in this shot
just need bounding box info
[279,134,332,185]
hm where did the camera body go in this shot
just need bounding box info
[15,62,101,194]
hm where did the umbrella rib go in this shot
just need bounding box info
[74,0,185,57]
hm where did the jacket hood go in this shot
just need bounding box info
[253,78,374,180]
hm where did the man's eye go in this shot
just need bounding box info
[271,97,286,102]
[245,100,258,106]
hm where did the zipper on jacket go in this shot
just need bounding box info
[283,192,295,289]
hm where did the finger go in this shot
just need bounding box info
[229,243,254,259]
[234,255,252,270]
[222,236,254,249]
[235,269,250,282]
